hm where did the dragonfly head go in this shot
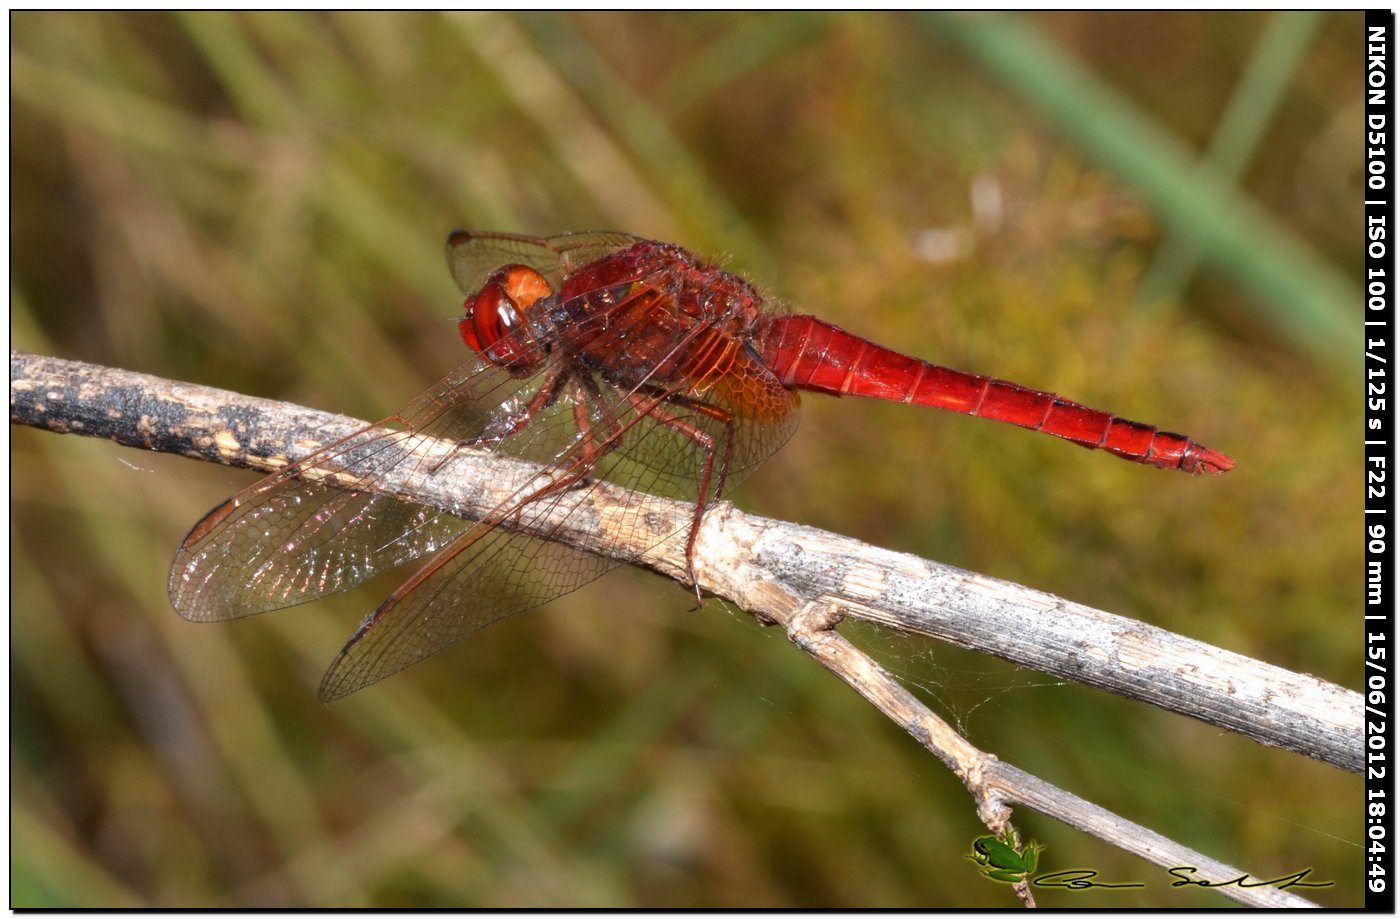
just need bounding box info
[460,265,552,371]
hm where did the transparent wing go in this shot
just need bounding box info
[168,352,551,621]
[546,230,649,277]
[317,483,617,701]
[445,229,644,297]
[582,331,800,502]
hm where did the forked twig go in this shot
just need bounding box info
[12,350,1348,907]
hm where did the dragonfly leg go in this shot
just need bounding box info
[502,376,624,531]
[435,363,572,475]
[624,387,737,607]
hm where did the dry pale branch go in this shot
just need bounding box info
[747,601,1322,908]
[701,509,1361,775]
[12,350,1348,907]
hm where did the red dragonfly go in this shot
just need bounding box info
[170,231,1233,701]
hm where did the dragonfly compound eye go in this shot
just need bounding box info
[460,265,553,370]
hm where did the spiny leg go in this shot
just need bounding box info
[503,376,626,531]
[623,386,737,607]
[432,361,573,476]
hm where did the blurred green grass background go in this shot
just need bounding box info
[11,11,1360,907]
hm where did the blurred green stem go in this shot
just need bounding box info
[1138,12,1324,309]
[928,12,1355,371]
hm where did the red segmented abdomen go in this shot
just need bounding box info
[753,314,1234,475]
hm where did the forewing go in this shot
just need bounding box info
[546,230,645,276]
[170,481,470,623]
[446,230,561,296]
[169,350,570,622]
[445,229,644,297]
